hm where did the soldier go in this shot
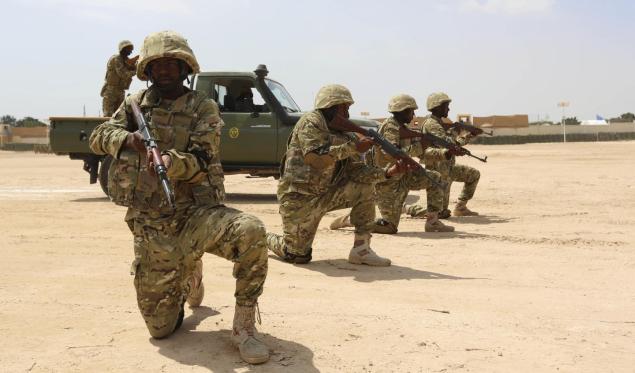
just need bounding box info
[404,93,480,218]
[89,31,270,364]
[266,84,409,266]
[100,40,138,117]
[330,94,454,234]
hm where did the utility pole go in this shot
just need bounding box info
[557,101,570,143]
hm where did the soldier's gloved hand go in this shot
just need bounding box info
[355,137,374,153]
[125,132,146,153]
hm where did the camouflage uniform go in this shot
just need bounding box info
[89,32,268,343]
[267,85,391,265]
[372,116,444,229]
[100,40,136,117]
[405,93,480,217]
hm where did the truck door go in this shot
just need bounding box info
[212,79,278,166]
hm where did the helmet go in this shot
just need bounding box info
[314,84,354,109]
[426,92,452,111]
[136,30,200,81]
[118,40,133,52]
[388,94,418,113]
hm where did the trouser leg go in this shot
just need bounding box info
[450,164,480,202]
[181,205,268,307]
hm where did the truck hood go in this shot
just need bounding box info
[286,112,379,130]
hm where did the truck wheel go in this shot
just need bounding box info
[99,155,113,196]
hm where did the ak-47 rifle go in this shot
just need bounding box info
[130,100,176,209]
[329,115,446,190]
[446,121,493,136]
[398,125,488,163]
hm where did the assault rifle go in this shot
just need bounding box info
[446,121,493,136]
[329,115,446,189]
[398,125,488,163]
[130,100,176,209]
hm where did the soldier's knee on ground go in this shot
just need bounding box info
[140,301,185,339]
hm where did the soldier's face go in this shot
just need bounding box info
[148,58,182,92]
[404,108,415,123]
[336,103,351,119]
[121,46,133,57]
[440,102,450,118]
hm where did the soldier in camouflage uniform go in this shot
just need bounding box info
[404,92,480,218]
[100,40,138,117]
[266,85,409,266]
[330,94,454,233]
[89,31,270,364]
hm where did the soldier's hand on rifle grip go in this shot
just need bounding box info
[355,137,374,153]
[449,146,467,157]
[147,153,172,176]
[386,159,407,178]
[125,132,146,153]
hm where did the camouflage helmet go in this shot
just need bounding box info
[118,40,133,52]
[426,92,452,111]
[388,94,418,113]
[314,84,355,109]
[136,30,200,81]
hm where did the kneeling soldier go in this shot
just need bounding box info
[89,31,270,364]
[267,85,407,266]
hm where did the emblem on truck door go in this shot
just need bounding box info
[229,127,240,139]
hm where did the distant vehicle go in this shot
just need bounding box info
[49,65,378,194]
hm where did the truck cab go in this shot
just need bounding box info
[49,65,378,193]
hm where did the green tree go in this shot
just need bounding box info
[619,112,635,122]
[1,115,16,125]
[562,117,580,125]
[15,116,47,127]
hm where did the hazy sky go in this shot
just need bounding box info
[2,0,634,122]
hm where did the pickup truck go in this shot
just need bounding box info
[49,65,378,194]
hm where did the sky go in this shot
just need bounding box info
[1,0,634,122]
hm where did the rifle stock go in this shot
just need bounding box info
[130,100,176,208]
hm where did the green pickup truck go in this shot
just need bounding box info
[49,65,378,194]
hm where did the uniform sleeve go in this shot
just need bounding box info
[89,100,131,158]
[113,57,135,81]
[347,154,388,184]
[422,119,452,162]
[454,130,473,146]
[298,118,357,161]
[164,99,223,181]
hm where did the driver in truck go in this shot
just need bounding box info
[89,30,272,365]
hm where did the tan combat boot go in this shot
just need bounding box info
[373,219,398,234]
[453,200,478,216]
[186,259,204,308]
[425,212,455,232]
[329,212,352,230]
[231,304,270,364]
[348,234,391,266]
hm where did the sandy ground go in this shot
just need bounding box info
[1,142,634,373]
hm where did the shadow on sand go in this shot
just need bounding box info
[71,197,110,203]
[152,306,318,372]
[270,258,481,283]
[225,193,278,205]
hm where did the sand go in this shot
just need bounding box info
[1,141,634,372]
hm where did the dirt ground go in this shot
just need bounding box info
[1,142,634,373]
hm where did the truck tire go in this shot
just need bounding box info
[98,155,112,196]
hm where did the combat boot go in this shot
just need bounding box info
[348,235,391,266]
[186,259,204,308]
[438,209,452,219]
[453,200,478,216]
[373,219,397,234]
[329,212,352,230]
[231,304,270,364]
[425,212,455,232]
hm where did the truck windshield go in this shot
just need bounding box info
[265,79,301,113]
